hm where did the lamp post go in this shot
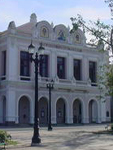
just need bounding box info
[28,41,45,145]
[46,79,54,131]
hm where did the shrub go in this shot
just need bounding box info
[0,130,11,143]
[110,124,113,131]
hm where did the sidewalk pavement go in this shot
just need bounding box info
[1,124,113,150]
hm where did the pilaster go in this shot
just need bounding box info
[51,51,57,78]
[7,21,18,81]
[82,56,88,81]
[6,88,16,125]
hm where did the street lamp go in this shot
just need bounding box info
[28,41,45,145]
[46,79,54,131]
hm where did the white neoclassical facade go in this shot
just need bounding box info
[0,13,111,125]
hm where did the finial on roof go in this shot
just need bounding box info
[8,21,16,29]
[51,22,54,28]
[68,25,70,31]
[30,13,37,23]
[8,21,16,34]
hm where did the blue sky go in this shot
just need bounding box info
[0,0,112,31]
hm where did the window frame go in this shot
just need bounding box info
[39,54,49,77]
[89,61,97,83]
[73,59,81,80]
[20,51,30,80]
[57,56,66,79]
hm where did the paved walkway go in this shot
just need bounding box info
[1,124,113,150]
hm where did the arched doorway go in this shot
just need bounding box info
[73,99,82,123]
[89,100,98,123]
[39,97,48,125]
[18,96,30,124]
[56,98,65,124]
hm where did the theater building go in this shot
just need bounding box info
[0,13,111,125]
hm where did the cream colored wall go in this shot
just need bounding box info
[0,14,111,124]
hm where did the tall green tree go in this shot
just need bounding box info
[70,14,112,52]
[70,9,113,98]
[106,64,113,96]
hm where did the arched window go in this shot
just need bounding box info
[75,34,81,43]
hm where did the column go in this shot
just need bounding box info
[7,36,18,81]
[6,88,16,125]
[67,54,73,80]
[100,99,106,123]
[7,21,18,81]
[67,98,73,124]
[82,56,88,81]
[51,51,57,78]
[83,93,89,123]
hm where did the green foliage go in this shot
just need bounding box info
[70,14,111,47]
[0,130,11,143]
[106,64,113,96]
[70,15,85,33]
[105,0,113,16]
[70,10,113,100]
[97,58,109,102]
[110,123,113,131]
[7,140,18,145]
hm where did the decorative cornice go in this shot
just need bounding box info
[42,42,83,52]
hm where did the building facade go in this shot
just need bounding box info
[0,13,111,125]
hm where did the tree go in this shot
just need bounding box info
[70,14,112,53]
[70,12,113,98]
[106,64,113,96]
[105,0,113,17]
[97,56,109,102]
[105,0,113,54]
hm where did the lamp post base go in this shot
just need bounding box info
[31,136,41,146]
[48,126,53,131]
[31,142,41,146]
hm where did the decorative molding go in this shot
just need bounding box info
[42,42,83,52]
